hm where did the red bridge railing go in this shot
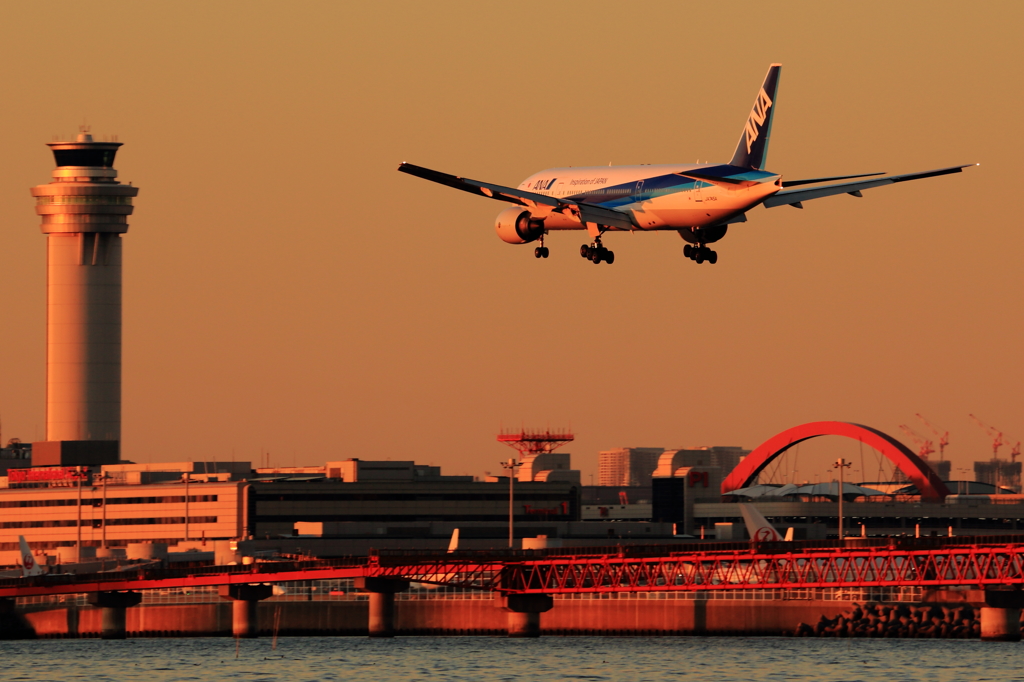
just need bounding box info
[3,536,1024,598]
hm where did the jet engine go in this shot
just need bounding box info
[679,224,728,245]
[495,207,544,244]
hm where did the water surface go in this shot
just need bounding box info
[1,636,1021,682]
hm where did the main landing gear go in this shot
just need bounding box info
[580,238,614,265]
[684,244,718,265]
[534,235,549,258]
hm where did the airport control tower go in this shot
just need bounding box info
[30,129,139,466]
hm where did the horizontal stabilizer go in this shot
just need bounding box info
[764,164,975,208]
[783,172,885,188]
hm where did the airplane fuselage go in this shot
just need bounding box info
[517,164,781,233]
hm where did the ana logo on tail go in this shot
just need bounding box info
[744,88,773,153]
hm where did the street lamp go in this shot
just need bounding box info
[834,458,851,539]
[500,458,523,549]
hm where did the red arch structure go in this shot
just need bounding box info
[722,421,951,502]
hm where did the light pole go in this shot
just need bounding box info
[183,467,191,543]
[76,466,83,563]
[501,458,523,549]
[100,471,108,551]
[834,458,851,539]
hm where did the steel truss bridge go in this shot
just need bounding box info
[4,536,1024,599]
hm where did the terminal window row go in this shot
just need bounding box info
[254,493,572,503]
[0,494,219,508]
[255,514,566,523]
[2,516,218,529]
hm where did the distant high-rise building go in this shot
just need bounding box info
[598,447,663,487]
[928,460,952,481]
[891,460,953,485]
[974,460,1021,493]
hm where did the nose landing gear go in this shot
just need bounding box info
[580,237,615,264]
[684,244,717,265]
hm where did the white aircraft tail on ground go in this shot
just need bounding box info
[447,528,459,553]
[19,535,45,577]
[738,504,793,542]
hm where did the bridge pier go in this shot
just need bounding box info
[87,591,142,639]
[497,593,553,638]
[355,577,409,637]
[219,584,274,638]
[981,590,1024,641]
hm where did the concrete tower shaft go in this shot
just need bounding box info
[30,132,139,447]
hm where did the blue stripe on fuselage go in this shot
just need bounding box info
[567,173,696,207]
[565,165,777,208]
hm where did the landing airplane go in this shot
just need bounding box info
[398,64,973,265]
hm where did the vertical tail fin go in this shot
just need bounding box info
[729,64,782,170]
[447,528,460,553]
[738,503,784,541]
[19,536,44,577]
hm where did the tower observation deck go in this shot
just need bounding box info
[30,130,139,464]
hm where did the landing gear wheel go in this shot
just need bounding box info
[695,249,705,264]
[541,247,549,258]
[580,244,591,259]
[707,250,717,265]
[591,250,602,264]
[535,247,543,258]
[683,244,692,259]
[605,250,615,264]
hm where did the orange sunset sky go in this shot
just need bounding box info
[0,2,1021,485]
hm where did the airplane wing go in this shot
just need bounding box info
[398,162,559,208]
[398,162,636,230]
[763,164,975,209]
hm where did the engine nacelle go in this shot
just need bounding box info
[495,207,544,244]
[679,224,728,245]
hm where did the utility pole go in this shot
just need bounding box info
[834,458,851,539]
[500,458,522,549]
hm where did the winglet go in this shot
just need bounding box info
[730,64,781,171]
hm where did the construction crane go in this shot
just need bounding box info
[1008,440,1022,463]
[899,424,935,460]
[915,414,950,461]
[969,414,1006,459]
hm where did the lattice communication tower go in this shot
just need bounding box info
[497,429,574,458]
